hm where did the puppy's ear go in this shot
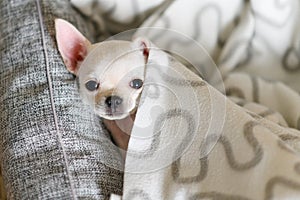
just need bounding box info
[55,19,91,75]
[132,37,150,63]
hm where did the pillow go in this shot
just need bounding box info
[0,0,123,199]
[70,0,165,35]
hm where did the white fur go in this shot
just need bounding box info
[78,40,146,120]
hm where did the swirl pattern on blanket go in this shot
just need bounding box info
[72,0,300,199]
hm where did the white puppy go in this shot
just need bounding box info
[55,19,150,152]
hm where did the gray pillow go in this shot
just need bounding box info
[0,0,123,199]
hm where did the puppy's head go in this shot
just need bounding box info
[55,19,149,120]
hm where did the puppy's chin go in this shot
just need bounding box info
[101,113,129,120]
[97,109,135,120]
[95,104,138,120]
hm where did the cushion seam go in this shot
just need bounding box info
[35,0,77,199]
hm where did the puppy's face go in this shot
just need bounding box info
[78,41,148,120]
[55,19,149,120]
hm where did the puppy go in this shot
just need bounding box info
[55,19,149,154]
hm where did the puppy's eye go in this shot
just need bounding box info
[85,80,99,91]
[130,79,143,89]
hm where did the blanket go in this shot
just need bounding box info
[72,0,300,199]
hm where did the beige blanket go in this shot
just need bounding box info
[72,0,300,199]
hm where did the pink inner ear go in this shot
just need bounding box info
[141,41,149,62]
[56,19,89,74]
[63,41,87,72]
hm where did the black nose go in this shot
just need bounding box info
[105,96,123,108]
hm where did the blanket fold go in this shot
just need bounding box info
[117,42,300,200]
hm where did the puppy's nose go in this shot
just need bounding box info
[105,96,123,108]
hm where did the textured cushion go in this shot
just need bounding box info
[0,0,123,199]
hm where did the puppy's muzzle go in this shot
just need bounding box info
[105,95,123,109]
